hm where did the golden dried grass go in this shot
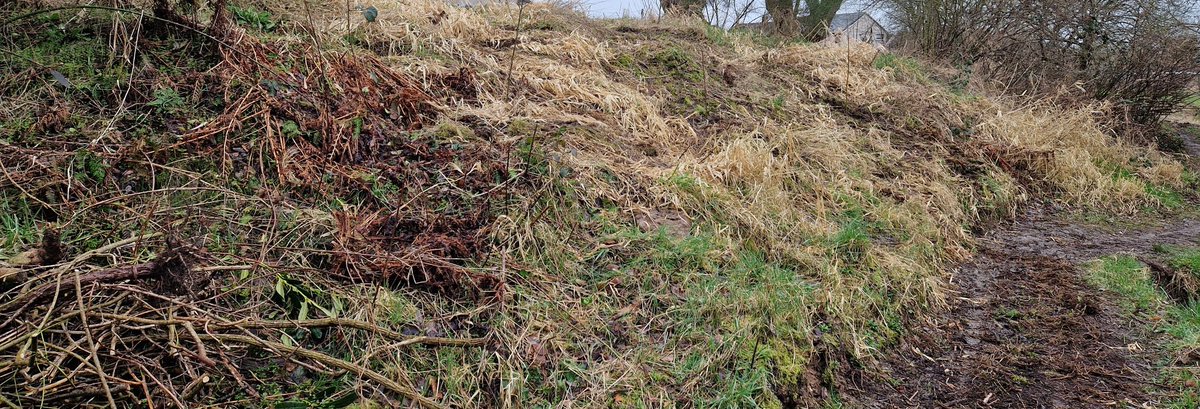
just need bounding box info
[280,2,1184,403]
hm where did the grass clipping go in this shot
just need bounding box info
[0,1,1191,407]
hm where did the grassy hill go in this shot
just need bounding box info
[0,1,1191,407]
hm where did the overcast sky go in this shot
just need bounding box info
[582,0,884,23]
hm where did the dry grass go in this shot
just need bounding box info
[0,0,1191,407]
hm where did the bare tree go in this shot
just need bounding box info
[705,0,760,28]
[762,0,847,39]
[883,0,1200,127]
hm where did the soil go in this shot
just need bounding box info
[844,206,1200,408]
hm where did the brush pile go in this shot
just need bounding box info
[0,0,1192,407]
[0,3,511,407]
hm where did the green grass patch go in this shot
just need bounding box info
[1145,184,1185,209]
[873,53,929,84]
[1156,245,1200,278]
[1086,254,1200,407]
[1183,94,1200,109]
[0,195,38,255]
[705,25,733,48]
[1086,255,1166,313]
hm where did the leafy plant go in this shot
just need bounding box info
[147,88,185,113]
[72,149,108,182]
[231,5,277,32]
[272,274,342,328]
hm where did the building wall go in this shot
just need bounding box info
[836,18,888,45]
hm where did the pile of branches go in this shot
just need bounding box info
[0,231,484,408]
[0,2,517,406]
[180,28,506,296]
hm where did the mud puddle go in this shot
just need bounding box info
[845,207,1200,408]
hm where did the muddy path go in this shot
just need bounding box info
[844,207,1200,408]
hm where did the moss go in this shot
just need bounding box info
[433,122,476,141]
[650,47,705,82]
[612,53,637,70]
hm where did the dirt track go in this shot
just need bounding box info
[846,207,1200,408]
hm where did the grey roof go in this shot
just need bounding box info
[829,12,866,31]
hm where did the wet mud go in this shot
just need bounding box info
[846,207,1200,408]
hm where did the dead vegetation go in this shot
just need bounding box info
[0,0,1193,407]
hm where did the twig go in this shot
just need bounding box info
[94,10,144,146]
[0,394,18,409]
[95,313,487,347]
[27,385,131,405]
[182,321,216,367]
[54,231,163,272]
[504,1,529,99]
[193,333,448,409]
[0,163,54,212]
[0,296,125,353]
[73,271,118,408]
[127,359,187,408]
[1,262,156,314]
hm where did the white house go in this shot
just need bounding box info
[826,12,890,46]
[732,12,891,47]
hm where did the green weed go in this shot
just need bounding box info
[829,206,876,265]
[72,149,108,183]
[231,5,277,32]
[147,88,185,113]
[1145,184,1184,209]
[0,196,38,254]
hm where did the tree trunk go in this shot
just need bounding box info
[798,0,844,41]
[766,0,798,35]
